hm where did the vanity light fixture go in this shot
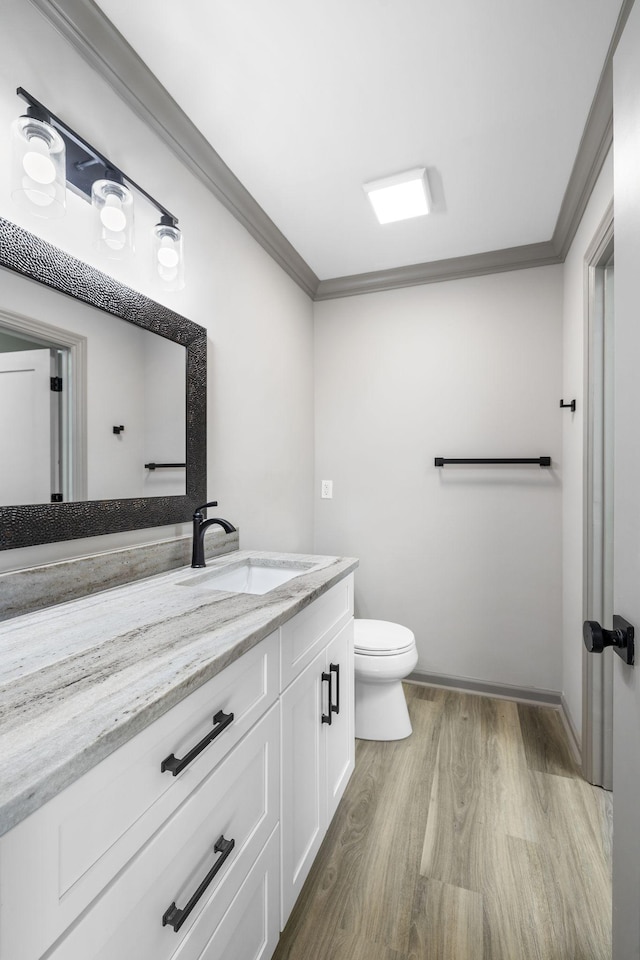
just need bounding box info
[12,88,184,285]
[363,167,432,224]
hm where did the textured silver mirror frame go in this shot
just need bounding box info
[0,215,207,550]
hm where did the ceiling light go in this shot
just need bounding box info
[363,168,431,224]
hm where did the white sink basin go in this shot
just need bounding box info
[177,559,315,595]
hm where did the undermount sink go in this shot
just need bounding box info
[176,559,316,595]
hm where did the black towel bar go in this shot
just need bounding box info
[144,462,186,470]
[434,457,551,467]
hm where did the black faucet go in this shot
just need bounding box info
[191,501,237,568]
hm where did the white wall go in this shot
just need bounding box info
[560,150,613,739]
[142,335,186,499]
[0,0,314,573]
[314,267,563,693]
[0,330,41,351]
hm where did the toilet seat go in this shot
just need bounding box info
[354,619,416,657]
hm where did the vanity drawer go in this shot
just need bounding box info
[0,631,279,960]
[176,825,280,960]
[48,704,280,960]
[280,574,353,689]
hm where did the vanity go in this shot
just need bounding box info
[0,550,358,960]
[0,216,356,959]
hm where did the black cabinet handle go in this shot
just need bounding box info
[322,664,341,723]
[161,710,234,776]
[329,662,340,716]
[583,616,635,666]
[162,835,235,932]
[321,671,332,725]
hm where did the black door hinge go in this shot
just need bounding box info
[50,376,63,392]
[51,493,63,502]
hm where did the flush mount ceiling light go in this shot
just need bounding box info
[363,168,432,224]
[11,88,184,287]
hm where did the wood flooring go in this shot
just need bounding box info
[272,683,612,960]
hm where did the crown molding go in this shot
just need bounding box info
[27,0,320,299]
[551,0,634,260]
[27,0,633,302]
[322,1,633,302]
[314,241,561,300]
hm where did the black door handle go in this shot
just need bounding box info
[329,662,340,716]
[583,616,635,666]
[321,671,332,725]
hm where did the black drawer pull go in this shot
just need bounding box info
[330,662,340,715]
[321,671,332,725]
[161,710,234,776]
[162,835,235,932]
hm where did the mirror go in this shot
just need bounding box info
[0,215,207,551]
[0,301,187,504]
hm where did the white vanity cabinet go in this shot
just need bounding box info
[48,706,281,960]
[0,570,355,960]
[0,630,281,960]
[280,575,355,926]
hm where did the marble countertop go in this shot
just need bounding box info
[0,550,358,836]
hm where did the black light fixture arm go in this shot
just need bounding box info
[16,87,178,225]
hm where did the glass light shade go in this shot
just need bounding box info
[11,116,66,219]
[91,179,134,259]
[152,221,184,290]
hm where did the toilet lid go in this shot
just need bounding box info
[354,619,416,656]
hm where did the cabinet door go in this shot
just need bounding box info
[280,648,327,926]
[189,826,280,960]
[325,620,355,822]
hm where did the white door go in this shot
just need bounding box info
[611,10,640,957]
[325,621,355,821]
[280,647,327,927]
[0,348,51,505]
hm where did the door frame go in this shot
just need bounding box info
[0,307,87,502]
[582,201,614,787]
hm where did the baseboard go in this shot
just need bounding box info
[559,693,583,766]
[407,670,562,707]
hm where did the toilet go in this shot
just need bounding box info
[353,619,418,741]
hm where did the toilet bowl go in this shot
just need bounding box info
[354,619,418,741]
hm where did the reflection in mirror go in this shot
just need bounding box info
[0,319,72,506]
[0,215,206,552]
[0,280,186,507]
